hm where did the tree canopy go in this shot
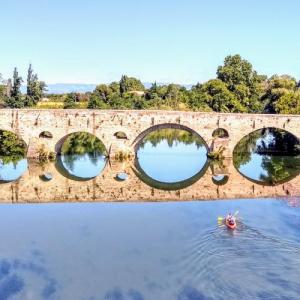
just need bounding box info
[3,65,46,108]
[25,64,47,106]
[2,55,300,114]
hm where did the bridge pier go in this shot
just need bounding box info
[208,137,231,158]
[108,141,135,160]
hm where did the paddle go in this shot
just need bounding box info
[218,210,239,222]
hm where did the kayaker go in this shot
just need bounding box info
[225,213,237,229]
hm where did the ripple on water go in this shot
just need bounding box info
[174,222,300,300]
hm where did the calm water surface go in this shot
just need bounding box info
[0,199,300,299]
[137,140,207,183]
[60,153,107,179]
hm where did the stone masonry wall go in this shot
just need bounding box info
[0,109,300,158]
[0,158,299,203]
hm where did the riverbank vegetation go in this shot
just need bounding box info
[0,130,27,163]
[1,55,300,113]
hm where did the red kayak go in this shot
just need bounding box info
[225,217,237,229]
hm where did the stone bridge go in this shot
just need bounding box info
[1,158,300,203]
[1,109,300,158]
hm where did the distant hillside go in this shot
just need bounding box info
[21,82,193,94]
[21,84,97,94]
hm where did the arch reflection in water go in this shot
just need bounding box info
[0,158,28,182]
[136,128,208,187]
[58,132,107,180]
[212,174,229,186]
[0,130,28,182]
[233,128,300,185]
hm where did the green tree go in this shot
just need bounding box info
[217,54,266,112]
[145,82,159,100]
[87,84,113,109]
[119,75,145,95]
[274,91,300,114]
[144,82,165,108]
[109,81,121,93]
[187,83,211,111]
[63,93,77,109]
[94,84,112,104]
[262,75,298,113]
[0,84,5,97]
[195,79,245,112]
[5,68,24,108]
[87,92,109,109]
[0,74,6,105]
[163,84,188,109]
[25,64,47,106]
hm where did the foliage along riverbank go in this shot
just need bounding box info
[0,130,27,164]
[1,54,300,114]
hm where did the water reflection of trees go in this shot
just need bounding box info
[260,156,300,184]
[0,130,26,164]
[256,128,300,155]
[233,131,260,168]
[234,128,300,185]
[139,129,205,149]
[61,132,107,172]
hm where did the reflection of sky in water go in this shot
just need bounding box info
[0,200,300,299]
[137,140,207,183]
[61,153,106,179]
[239,152,268,182]
[0,159,27,182]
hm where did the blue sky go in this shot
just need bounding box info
[0,0,300,84]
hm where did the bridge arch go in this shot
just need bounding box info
[55,131,109,155]
[54,131,109,181]
[132,123,209,152]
